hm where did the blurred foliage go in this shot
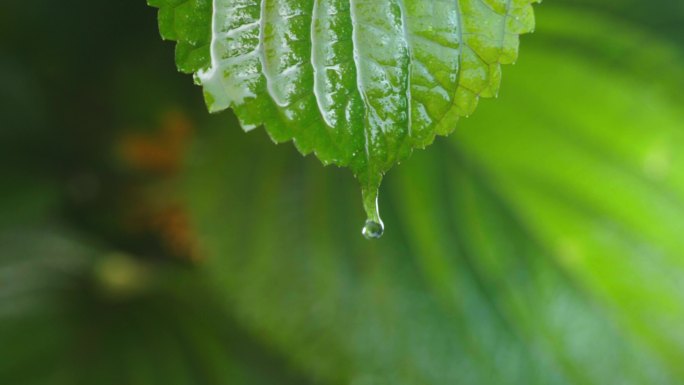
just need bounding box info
[1,1,684,385]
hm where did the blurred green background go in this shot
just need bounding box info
[2,0,684,384]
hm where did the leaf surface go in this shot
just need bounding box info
[148,0,538,227]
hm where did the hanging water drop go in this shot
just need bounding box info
[362,219,384,240]
[361,181,384,240]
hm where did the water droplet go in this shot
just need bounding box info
[362,220,384,240]
[361,180,384,240]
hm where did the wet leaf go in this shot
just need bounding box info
[148,0,538,228]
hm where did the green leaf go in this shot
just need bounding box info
[148,0,538,229]
[182,5,684,384]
